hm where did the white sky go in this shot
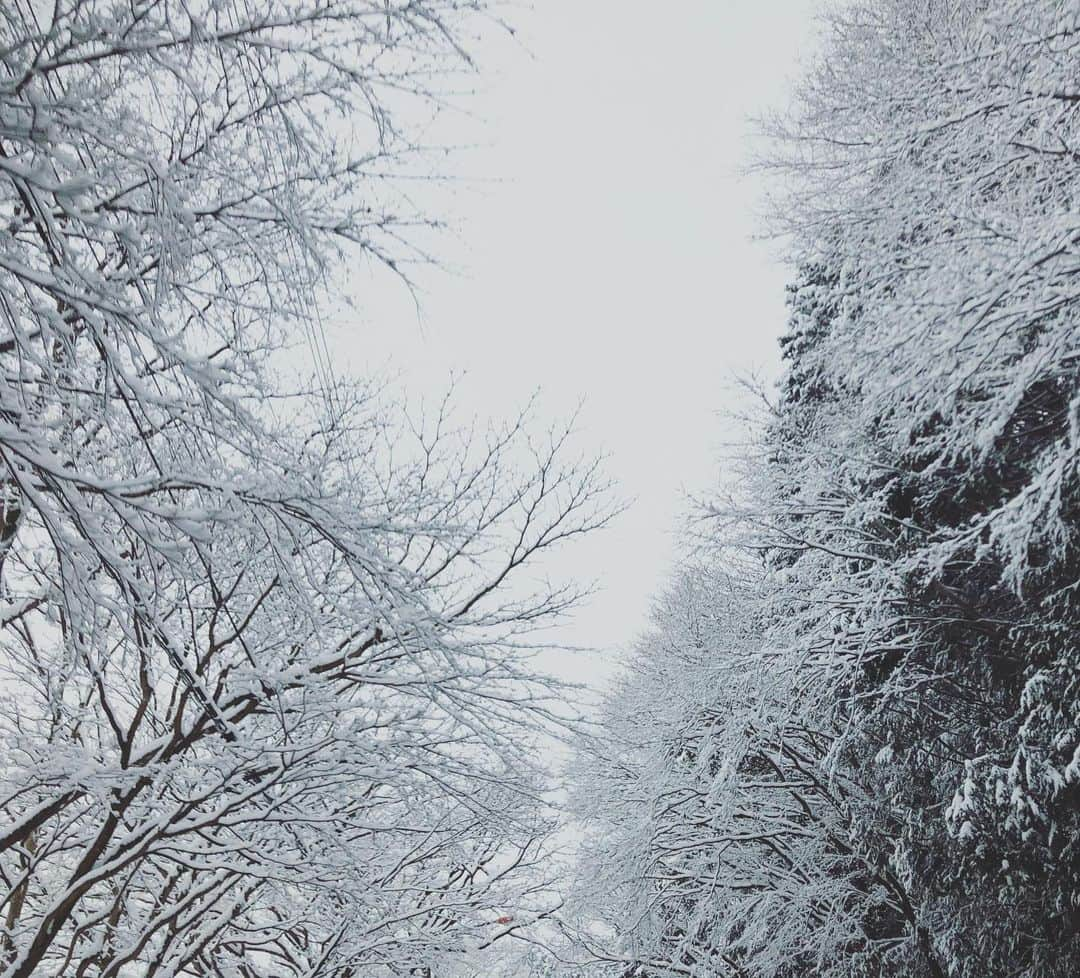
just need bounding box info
[327,0,823,693]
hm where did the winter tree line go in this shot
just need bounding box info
[1,1,1078,978]
[0,2,617,976]
[546,2,1080,978]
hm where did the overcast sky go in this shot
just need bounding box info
[327,0,823,692]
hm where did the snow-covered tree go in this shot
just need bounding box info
[557,4,1080,976]
[560,554,943,978]
[759,3,1080,974]
[0,4,616,977]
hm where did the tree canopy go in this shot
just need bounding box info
[0,4,616,977]
[551,3,1080,977]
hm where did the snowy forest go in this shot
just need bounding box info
[0,2,1078,978]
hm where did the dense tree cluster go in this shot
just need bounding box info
[555,2,1080,977]
[0,4,614,977]
[4,2,1079,976]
